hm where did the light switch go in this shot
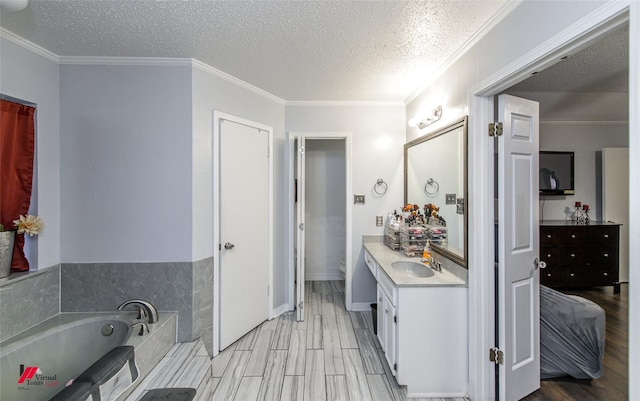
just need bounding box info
[446,193,456,205]
[376,216,383,226]
[354,194,365,205]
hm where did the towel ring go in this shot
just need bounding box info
[424,178,439,195]
[373,178,388,195]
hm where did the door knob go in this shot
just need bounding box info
[534,257,547,270]
[224,242,235,250]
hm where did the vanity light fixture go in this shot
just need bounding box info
[408,105,443,129]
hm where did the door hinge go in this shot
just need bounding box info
[298,301,304,310]
[394,315,397,324]
[299,223,304,230]
[488,122,503,137]
[489,347,504,365]
[267,285,270,296]
[393,363,397,371]
[299,146,304,154]
[219,243,221,251]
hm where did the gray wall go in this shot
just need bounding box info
[0,267,60,342]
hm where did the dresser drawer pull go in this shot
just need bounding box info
[603,253,609,257]
[570,254,575,258]
[571,234,576,238]
[604,234,609,238]
[546,234,552,238]
[570,273,575,277]
[603,272,608,276]
[547,254,551,258]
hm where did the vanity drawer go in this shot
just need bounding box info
[364,250,378,278]
[377,268,397,306]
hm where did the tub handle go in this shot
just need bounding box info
[131,322,149,336]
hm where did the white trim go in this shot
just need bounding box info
[271,303,290,318]
[192,59,285,105]
[0,27,58,62]
[58,56,193,66]
[629,3,639,400]
[286,100,404,107]
[404,0,522,104]
[286,131,353,314]
[472,1,630,96]
[350,302,373,313]
[467,3,632,400]
[540,120,629,126]
[304,274,345,281]
[212,111,274,357]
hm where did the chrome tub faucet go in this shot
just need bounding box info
[117,299,159,323]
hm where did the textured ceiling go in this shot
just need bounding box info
[0,0,509,101]
[508,24,629,93]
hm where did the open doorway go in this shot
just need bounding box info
[469,10,631,401]
[288,132,352,321]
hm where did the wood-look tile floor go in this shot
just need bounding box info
[211,280,466,401]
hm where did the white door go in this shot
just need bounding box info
[295,136,306,321]
[219,118,270,350]
[497,94,540,400]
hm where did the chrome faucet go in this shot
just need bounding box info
[117,299,159,323]
[131,322,150,336]
[421,256,442,272]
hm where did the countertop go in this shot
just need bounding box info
[363,242,467,287]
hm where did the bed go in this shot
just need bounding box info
[540,285,606,379]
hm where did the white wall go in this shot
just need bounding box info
[285,104,405,304]
[0,37,60,270]
[191,66,286,307]
[60,64,193,262]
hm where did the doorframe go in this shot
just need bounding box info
[212,111,274,357]
[467,4,631,400]
[286,131,353,313]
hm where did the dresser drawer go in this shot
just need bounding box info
[541,226,618,247]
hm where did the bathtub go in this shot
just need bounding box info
[0,312,140,401]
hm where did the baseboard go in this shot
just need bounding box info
[304,273,344,281]
[271,303,291,319]
[351,302,374,312]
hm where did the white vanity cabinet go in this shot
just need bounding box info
[364,248,468,398]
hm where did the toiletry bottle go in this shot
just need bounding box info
[422,240,431,260]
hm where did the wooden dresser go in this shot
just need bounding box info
[540,220,621,293]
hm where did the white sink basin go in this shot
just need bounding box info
[391,261,435,278]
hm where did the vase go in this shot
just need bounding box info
[0,230,15,278]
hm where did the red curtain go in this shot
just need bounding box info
[1,99,36,272]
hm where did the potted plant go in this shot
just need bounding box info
[0,215,44,278]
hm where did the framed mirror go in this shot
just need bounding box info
[404,116,468,268]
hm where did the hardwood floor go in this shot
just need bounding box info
[211,280,466,401]
[523,284,628,401]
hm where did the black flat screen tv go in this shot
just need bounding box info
[539,151,575,196]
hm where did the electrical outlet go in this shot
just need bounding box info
[446,193,457,205]
[376,215,383,226]
[354,194,365,205]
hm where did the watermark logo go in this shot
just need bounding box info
[17,365,59,388]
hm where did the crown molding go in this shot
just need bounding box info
[540,120,628,126]
[58,56,193,67]
[191,59,285,104]
[286,100,405,107]
[0,27,59,63]
[404,0,523,105]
